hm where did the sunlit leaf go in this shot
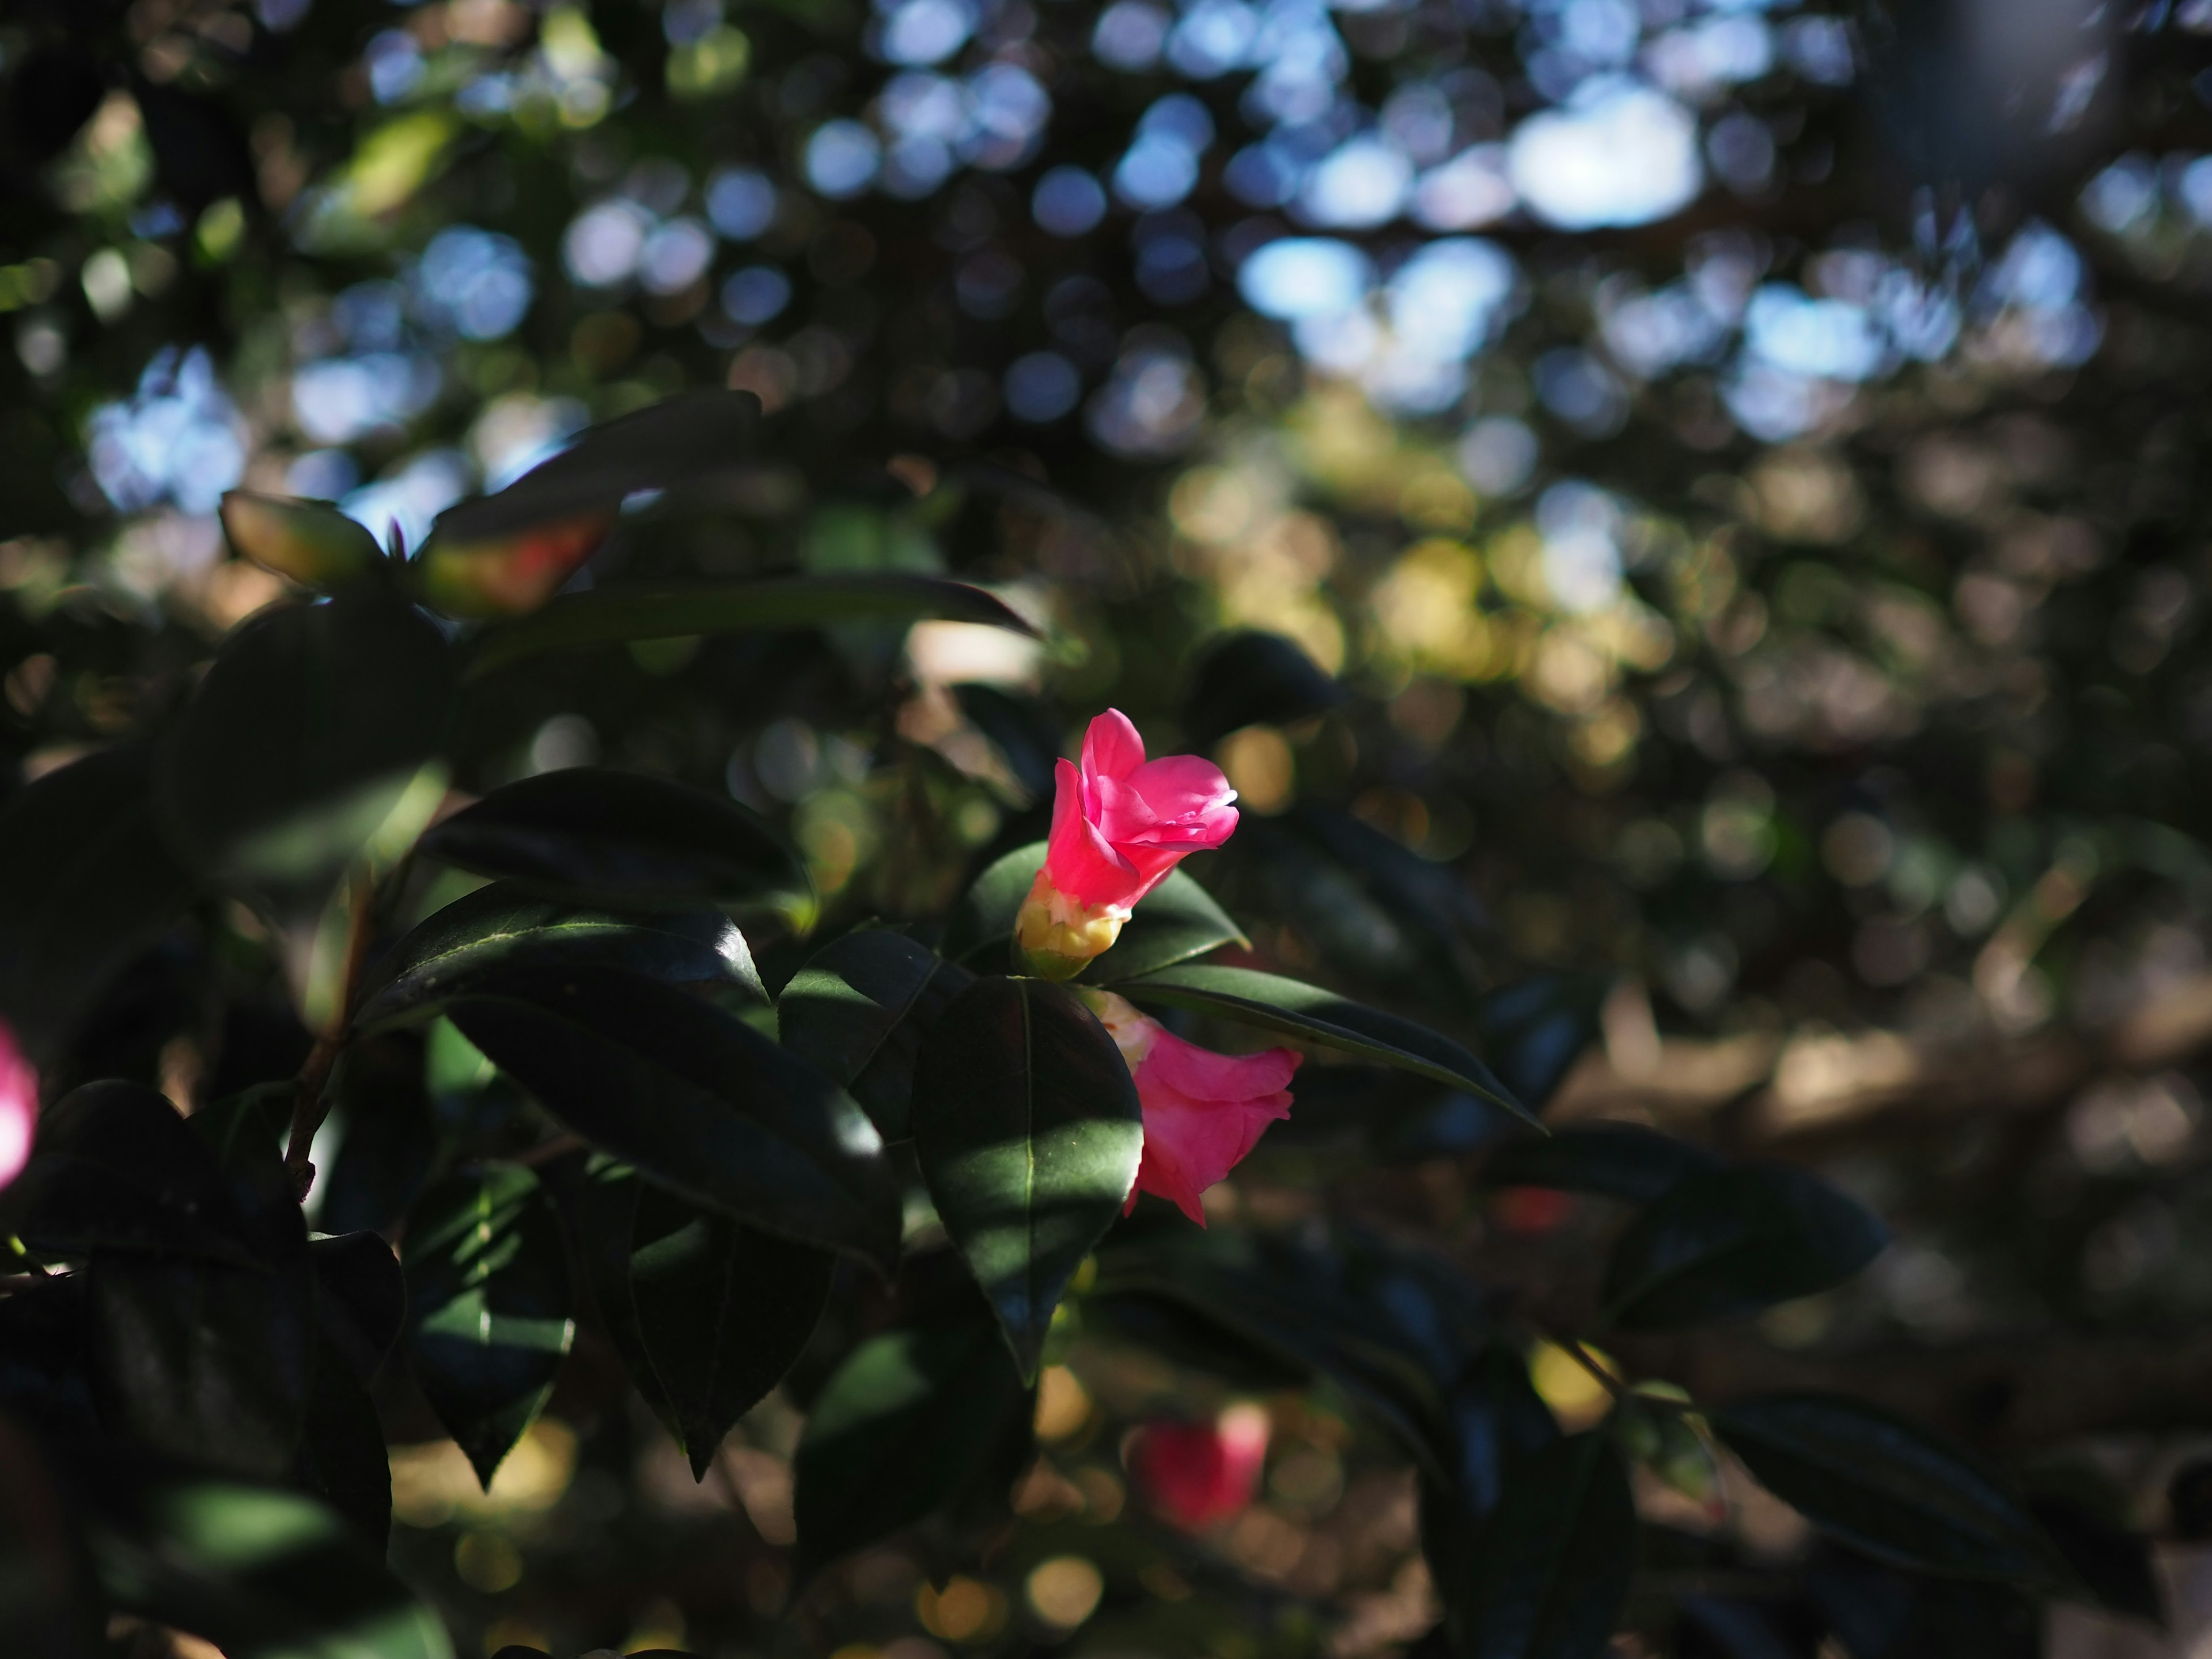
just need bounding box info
[791,1311,1031,1582]
[352,880,761,1033]
[466,574,1040,678]
[777,926,973,1141]
[219,491,387,588]
[402,1162,574,1488]
[911,975,1143,1379]
[446,962,903,1272]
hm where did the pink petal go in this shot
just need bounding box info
[1081,709,1149,784]
[0,1021,37,1191]
[1044,758,1142,909]
[1130,1035,1300,1224]
[1122,756,1238,842]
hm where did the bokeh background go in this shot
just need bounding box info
[14,0,2212,1654]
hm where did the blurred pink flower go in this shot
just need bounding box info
[1129,1403,1271,1529]
[1088,991,1297,1226]
[1015,710,1237,977]
[0,1020,36,1191]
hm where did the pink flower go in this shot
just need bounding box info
[0,1020,36,1191]
[1014,710,1238,978]
[1129,1403,1271,1529]
[1086,991,1297,1226]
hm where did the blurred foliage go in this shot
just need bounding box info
[12,0,2212,1656]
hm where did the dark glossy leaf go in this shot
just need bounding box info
[1711,1395,2070,1589]
[296,1346,392,1549]
[317,1035,436,1237]
[1094,1229,1457,1476]
[447,963,902,1271]
[153,588,456,909]
[1421,1340,1564,1609]
[310,1232,406,1385]
[940,840,1046,967]
[1181,630,1347,748]
[0,745,195,1063]
[1093,868,1248,982]
[85,1253,314,1480]
[417,769,809,912]
[1604,1165,1888,1329]
[539,1152,675,1427]
[467,574,1037,677]
[188,1086,304,1263]
[1474,975,1607,1114]
[1108,961,1534,1125]
[1450,1432,1636,1659]
[791,1312,1031,1581]
[431,389,762,545]
[3,1081,262,1268]
[88,1471,452,1659]
[402,1163,574,1487]
[2027,1492,2162,1623]
[778,927,973,1141]
[1234,806,1489,1006]
[1484,1123,1722,1205]
[354,880,761,1032]
[911,976,1143,1379]
[1085,1293,1315,1391]
[952,683,1063,800]
[630,1184,834,1479]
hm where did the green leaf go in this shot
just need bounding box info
[1482,1124,1722,1205]
[430,389,762,546]
[296,1344,393,1550]
[0,744,195,1063]
[4,1081,264,1269]
[1711,1395,2070,1590]
[219,491,388,588]
[89,1474,452,1659]
[466,574,1039,679]
[1094,869,1248,982]
[1107,962,1534,1125]
[1094,1229,1458,1478]
[777,927,973,1141]
[416,768,809,913]
[539,1153,676,1429]
[1449,1432,1636,1659]
[1602,1164,1888,1330]
[1473,974,1607,1115]
[1181,629,1347,748]
[791,1313,1031,1582]
[317,1035,437,1237]
[309,1231,407,1385]
[153,587,456,910]
[401,1162,574,1487]
[940,842,1048,967]
[86,1253,315,1482]
[911,976,1143,1380]
[446,962,902,1272]
[630,1184,834,1479]
[353,880,762,1033]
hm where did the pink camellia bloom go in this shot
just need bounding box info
[1086,991,1298,1226]
[1129,1403,1271,1529]
[1014,710,1238,978]
[0,1020,36,1191]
